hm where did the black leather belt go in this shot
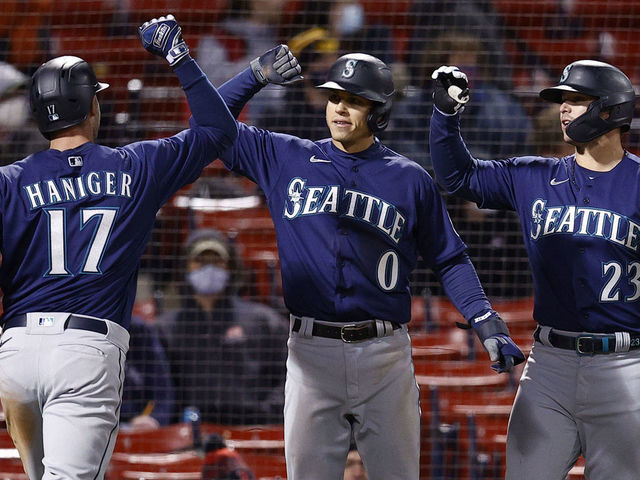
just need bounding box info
[292,317,400,343]
[534,326,640,355]
[3,314,108,335]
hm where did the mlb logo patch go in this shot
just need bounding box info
[68,156,83,167]
[38,316,55,327]
[47,104,59,122]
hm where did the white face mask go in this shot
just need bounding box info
[0,96,29,129]
[336,3,365,36]
[187,264,230,296]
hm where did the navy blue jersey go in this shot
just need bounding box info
[0,59,237,330]
[431,109,640,333]
[220,121,466,323]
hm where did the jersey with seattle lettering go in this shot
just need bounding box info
[430,110,640,333]
[0,128,228,330]
[220,124,466,324]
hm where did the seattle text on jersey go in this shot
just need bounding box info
[530,200,640,253]
[283,177,407,244]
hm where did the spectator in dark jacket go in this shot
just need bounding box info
[158,228,289,424]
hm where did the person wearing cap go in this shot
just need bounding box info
[430,60,640,479]
[210,44,523,479]
[157,228,288,425]
[256,27,339,140]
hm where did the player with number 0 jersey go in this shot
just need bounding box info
[217,46,524,479]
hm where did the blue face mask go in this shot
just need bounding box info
[187,265,230,295]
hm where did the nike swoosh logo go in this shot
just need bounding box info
[550,177,569,186]
[309,155,331,163]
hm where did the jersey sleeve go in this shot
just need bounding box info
[217,67,288,194]
[119,59,238,207]
[430,108,519,210]
[415,170,467,267]
[219,122,291,196]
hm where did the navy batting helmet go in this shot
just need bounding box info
[29,56,109,138]
[539,60,636,143]
[316,53,395,133]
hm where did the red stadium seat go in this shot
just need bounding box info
[414,360,511,395]
[0,473,28,480]
[240,452,287,479]
[410,329,471,362]
[606,32,640,82]
[127,0,229,33]
[106,451,203,480]
[0,429,14,448]
[493,0,559,26]
[114,423,195,454]
[49,1,117,26]
[566,456,586,479]
[119,473,200,480]
[569,0,640,29]
[201,422,284,443]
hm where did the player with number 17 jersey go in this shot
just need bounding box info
[0,51,237,332]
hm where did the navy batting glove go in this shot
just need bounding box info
[139,14,190,67]
[431,65,470,115]
[471,312,525,374]
[250,45,303,86]
[484,334,526,373]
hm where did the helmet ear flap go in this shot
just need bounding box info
[367,100,393,133]
[566,92,636,143]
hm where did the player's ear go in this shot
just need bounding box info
[90,96,99,116]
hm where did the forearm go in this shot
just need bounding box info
[173,57,238,141]
[218,67,264,118]
[436,252,493,323]
[429,109,478,199]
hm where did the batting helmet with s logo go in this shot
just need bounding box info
[539,60,636,143]
[317,53,395,133]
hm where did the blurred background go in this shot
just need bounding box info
[1,0,638,478]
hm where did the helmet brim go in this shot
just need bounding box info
[96,82,110,93]
[316,81,389,104]
[539,85,582,103]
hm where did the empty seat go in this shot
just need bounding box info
[114,423,195,453]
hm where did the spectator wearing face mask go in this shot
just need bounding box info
[0,62,48,166]
[157,228,289,425]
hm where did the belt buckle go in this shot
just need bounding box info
[340,324,370,343]
[576,335,597,356]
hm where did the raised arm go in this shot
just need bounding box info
[138,14,238,143]
[219,45,302,118]
[429,66,520,211]
[429,66,479,199]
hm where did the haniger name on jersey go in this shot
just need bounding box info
[23,171,134,209]
[530,199,640,252]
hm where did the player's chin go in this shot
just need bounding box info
[562,131,579,146]
[329,126,351,142]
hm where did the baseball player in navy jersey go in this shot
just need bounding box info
[0,15,237,479]
[215,46,524,479]
[430,60,640,479]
